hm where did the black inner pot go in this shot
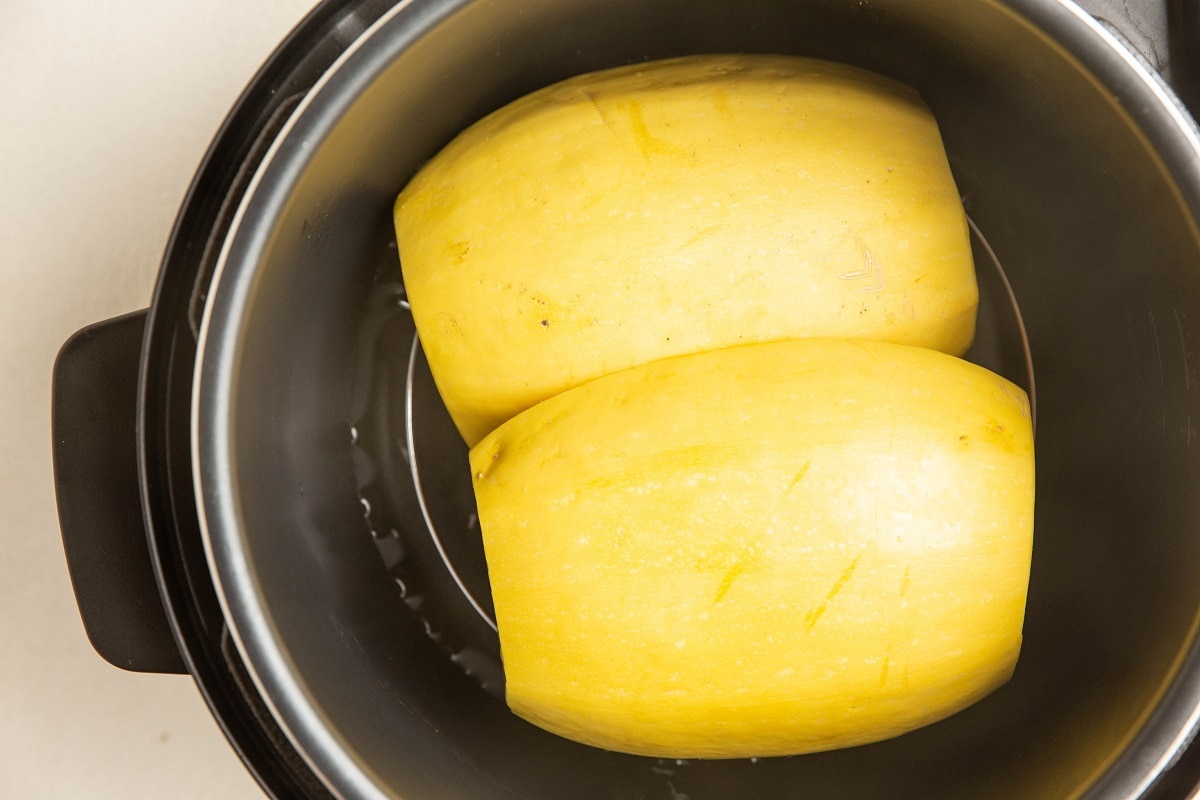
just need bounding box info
[194,0,1200,798]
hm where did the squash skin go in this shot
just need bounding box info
[470,338,1033,759]
[396,55,978,446]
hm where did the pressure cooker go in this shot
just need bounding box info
[49,0,1200,797]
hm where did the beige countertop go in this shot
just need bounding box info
[1,2,318,797]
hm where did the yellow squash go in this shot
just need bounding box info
[471,338,1034,758]
[396,54,978,446]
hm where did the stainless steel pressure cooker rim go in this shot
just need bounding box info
[192,4,437,798]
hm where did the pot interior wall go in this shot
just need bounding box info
[204,0,1200,798]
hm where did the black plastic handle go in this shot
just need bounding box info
[1170,0,1200,117]
[51,310,186,674]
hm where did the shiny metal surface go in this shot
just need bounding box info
[192,0,1200,797]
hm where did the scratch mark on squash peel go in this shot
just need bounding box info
[578,88,615,133]
[714,559,748,604]
[806,552,864,631]
[839,245,885,294]
[624,100,686,159]
[787,461,812,492]
[678,225,721,250]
